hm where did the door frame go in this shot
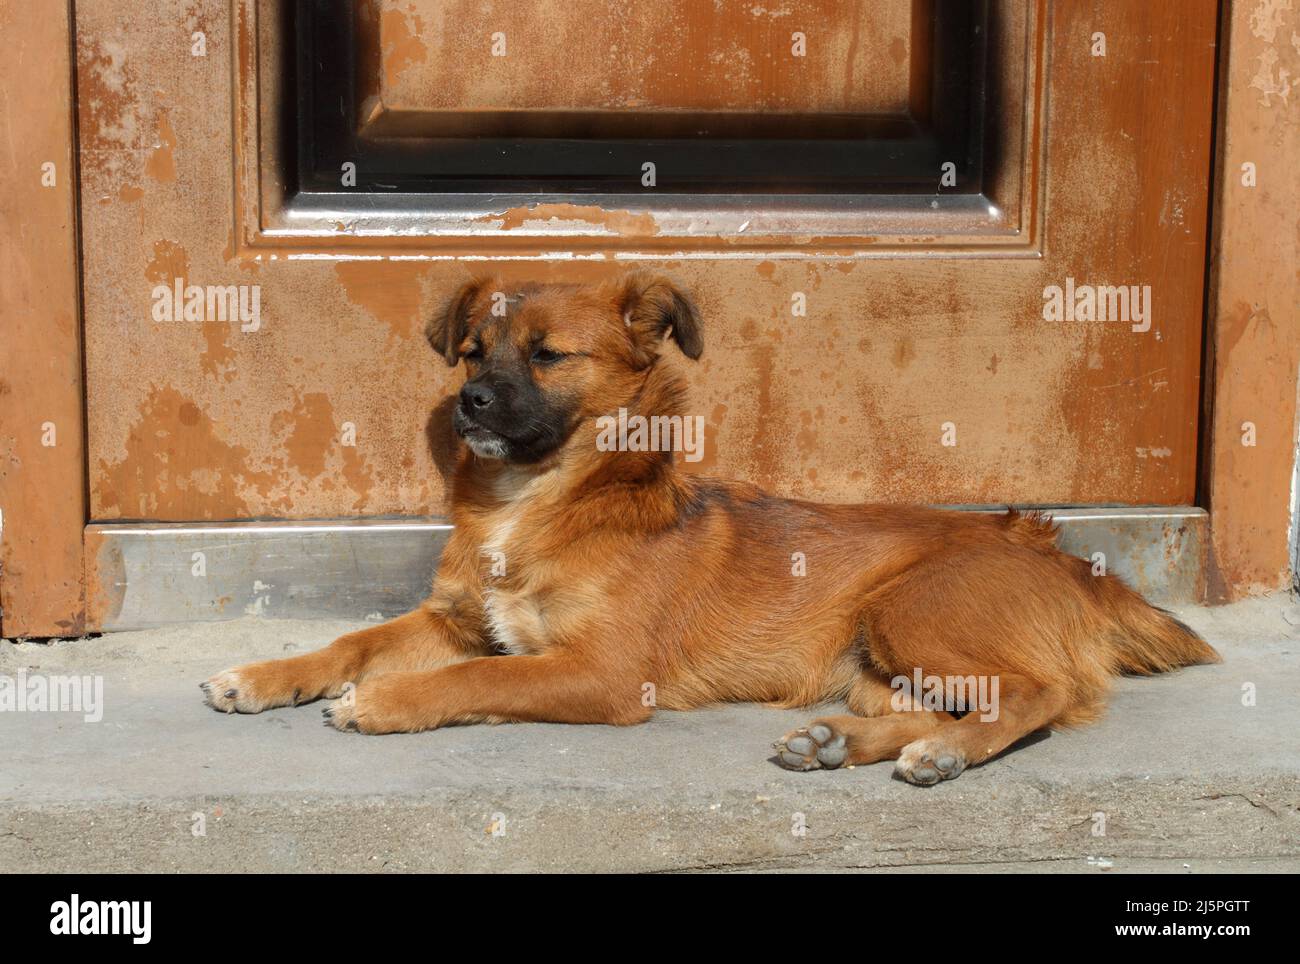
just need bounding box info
[2,0,1295,637]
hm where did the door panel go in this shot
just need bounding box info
[74,0,1215,527]
[355,0,924,138]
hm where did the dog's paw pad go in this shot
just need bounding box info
[895,739,966,786]
[774,721,847,771]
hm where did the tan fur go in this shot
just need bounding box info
[202,275,1220,785]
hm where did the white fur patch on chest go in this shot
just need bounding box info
[483,587,542,655]
[480,472,547,655]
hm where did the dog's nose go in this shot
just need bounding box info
[461,382,496,411]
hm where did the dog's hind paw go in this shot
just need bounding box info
[773,721,847,771]
[894,739,966,786]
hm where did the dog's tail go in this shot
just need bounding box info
[1098,578,1221,675]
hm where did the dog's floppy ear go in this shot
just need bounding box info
[426,279,485,366]
[618,273,703,366]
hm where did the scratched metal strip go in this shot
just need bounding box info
[1042,507,1206,605]
[87,520,453,632]
[85,508,1205,632]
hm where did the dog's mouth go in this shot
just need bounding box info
[452,400,568,464]
[452,404,512,459]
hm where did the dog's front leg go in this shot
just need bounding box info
[202,599,488,714]
[322,653,652,734]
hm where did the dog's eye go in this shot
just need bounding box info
[530,347,565,365]
[463,344,484,361]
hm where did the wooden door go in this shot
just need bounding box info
[5,0,1263,635]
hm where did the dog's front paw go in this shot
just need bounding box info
[321,678,436,734]
[321,686,365,733]
[200,664,299,714]
[774,720,848,771]
[894,738,966,786]
[321,682,403,734]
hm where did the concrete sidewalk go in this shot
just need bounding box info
[2,597,1297,873]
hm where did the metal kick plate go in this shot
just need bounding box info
[1047,507,1206,606]
[86,520,452,632]
[85,508,1206,632]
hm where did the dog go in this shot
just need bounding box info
[201,273,1220,785]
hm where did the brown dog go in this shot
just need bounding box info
[201,274,1219,785]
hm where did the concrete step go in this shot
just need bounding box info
[2,597,1297,873]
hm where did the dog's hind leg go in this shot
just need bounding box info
[774,712,950,771]
[774,672,1068,782]
[773,671,954,771]
[202,599,490,714]
[892,674,1069,785]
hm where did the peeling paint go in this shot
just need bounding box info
[380,5,428,88]
[1249,47,1293,105]
[335,260,429,339]
[143,239,188,284]
[144,108,176,182]
[484,203,661,237]
[272,392,335,480]
[1249,0,1293,42]
[95,386,276,519]
[77,33,141,151]
[199,322,236,382]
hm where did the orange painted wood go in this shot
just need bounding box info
[357,0,920,138]
[1203,0,1300,600]
[75,2,1216,530]
[0,1,87,636]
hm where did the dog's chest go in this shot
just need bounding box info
[479,502,547,656]
[482,587,546,655]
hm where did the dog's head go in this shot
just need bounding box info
[426,273,702,464]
